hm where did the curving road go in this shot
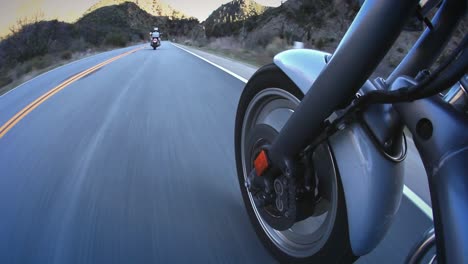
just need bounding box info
[0,42,432,263]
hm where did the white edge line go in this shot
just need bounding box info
[174,41,434,220]
[171,42,249,83]
[0,44,145,98]
[403,185,433,220]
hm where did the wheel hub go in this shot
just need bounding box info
[240,88,340,257]
[245,124,297,230]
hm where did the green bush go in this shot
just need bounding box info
[16,62,33,76]
[30,56,51,70]
[61,51,72,60]
[69,38,89,52]
[104,32,128,47]
[0,74,13,87]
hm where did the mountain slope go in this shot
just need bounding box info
[241,0,356,47]
[204,0,271,37]
[76,2,198,44]
[78,2,198,45]
[86,0,188,19]
[199,0,360,48]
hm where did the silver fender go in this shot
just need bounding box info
[329,124,404,256]
[274,49,405,256]
[273,49,329,93]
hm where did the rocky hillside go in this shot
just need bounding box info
[198,0,358,43]
[237,0,360,49]
[86,0,189,19]
[204,0,271,37]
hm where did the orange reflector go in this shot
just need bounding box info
[254,150,269,176]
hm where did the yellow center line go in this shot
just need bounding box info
[0,47,144,139]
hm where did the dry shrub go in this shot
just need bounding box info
[315,37,326,50]
[61,51,72,60]
[207,37,242,51]
[265,37,289,57]
[0,74,13,88]
[245,30,275,49]
[104,32,128,47]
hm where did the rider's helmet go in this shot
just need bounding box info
[154,27,159,32]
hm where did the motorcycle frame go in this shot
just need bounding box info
[268,0,467,262]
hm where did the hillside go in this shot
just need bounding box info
[77,2,198,45]
[221,0,360,49]
[86,0,188,19]
[204,0,271,38]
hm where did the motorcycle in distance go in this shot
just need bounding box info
[234,0,467,263]
[151,37,161,50]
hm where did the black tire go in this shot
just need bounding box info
[234,64,357,263]
[153,46,156,50]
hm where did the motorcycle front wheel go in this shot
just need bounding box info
[234,64,357,263]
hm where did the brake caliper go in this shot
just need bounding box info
[249,150,297,231]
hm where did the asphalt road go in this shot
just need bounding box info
[0,42,433,263]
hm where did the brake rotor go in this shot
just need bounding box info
[246,124,296,231]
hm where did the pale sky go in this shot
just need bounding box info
[0,0,282,38]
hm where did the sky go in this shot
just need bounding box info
[0,0,282,38]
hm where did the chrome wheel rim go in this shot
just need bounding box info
[241,88,338,257]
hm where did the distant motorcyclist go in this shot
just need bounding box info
[150,27,160,40]
[150,27,161,50]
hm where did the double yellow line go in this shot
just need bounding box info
[0,47,143,139]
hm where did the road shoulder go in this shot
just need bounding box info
[171,43,258,81]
